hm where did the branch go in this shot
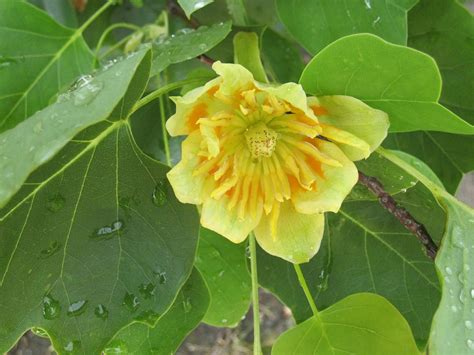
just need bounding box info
[358,171,438,260]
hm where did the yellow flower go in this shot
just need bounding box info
[166,62,389,263]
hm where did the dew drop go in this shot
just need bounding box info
[91,220,124,239]
[73,81,104,106]
[445,267,453,275]
[466,320,473,330]
[221,318,228,323]
[470,289,474,299]
[183,297,192,313]
[94,304,109,320]
[139,282,156,299]
[154,270,167,284]
[451,305,459,313]
[198,43,207,51]
[123,292,140,312]
[467,339,474,350]
[64,340,81,353]
[152,180,168,206]
[460,289,466,304]
[364,0,372,9]
[33,121,43,133]
[104,340,128,354]
[31,327,48,338]
[39,241,62,259]
[67,300,88,317]
[42,294,61,320]
[46,193,66,213]
[452,226,464,248]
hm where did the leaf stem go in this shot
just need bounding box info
[293,264,318,316]
[158,95,171,165]
[131,77,208,113]
[77,0,116,37]
[94,22,141,65]
[249,233,262,355]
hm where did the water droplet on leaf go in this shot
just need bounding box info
[46,193,65,213]
[152,180,168,206]
[95,304,109,320]
[123,292,140,312]
[139,282,156,299]
[73,81,104,106]
[67,300,88,317]
[39,241,62,259]
[91,220,124,240]
[183,298,192,313]
[42,294,61,320]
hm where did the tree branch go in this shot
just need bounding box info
[358,171,438,260]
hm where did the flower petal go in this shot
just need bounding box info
[293,140,358,214]
[166,77,222,136]
[308,95,389,161]
[166,132,214,204]
[257,82,318,122]
[212,61,255,96]
[254,201,325,263]
[201,195,263,243]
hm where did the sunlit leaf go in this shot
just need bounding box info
[0,0,94,132]
[300,34,474,134]
[276,0,418,55]
[272,293,419,355]
[0,48,200,354]
[195,228,251,327]
[151,21,232,75]
[0,48,151,208]
[378,148,474,355]
[105,268,210,354]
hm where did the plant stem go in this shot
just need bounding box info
[293,264,318,316]
[249,233,262,355]
[158,94,171,165]
[78,0,115,37]
[93,23,141,65]
[131,77,208,113]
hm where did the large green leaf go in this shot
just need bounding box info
[276,0,418,55]
[0,51,200,353]
[104,268,210,354]
[300,34,474,134]
[258,152,444,345]
[385,131,474,193]
[151,21,232,76]
[272,293,419,355]
[377,148,474,355]
[408,0,474,123]
[195,228,251,327]
[0,0,94,132]
[0,48,152,208]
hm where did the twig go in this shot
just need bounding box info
[358,171,438,260]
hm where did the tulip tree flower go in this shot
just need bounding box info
[166,62,389,263]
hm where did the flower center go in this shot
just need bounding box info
[244,122,278,159]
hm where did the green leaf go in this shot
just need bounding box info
[0,0,94,132]
[300,34,474,134]
[105,268,210,354]
[195,228,251,327]
[272,293,419,355]
[384,132,474,193]
[261,29,304,84]
[0,47,152,208]
[151,21,232,76]
[377,148,474,355]
[0,51,200,353]
[276,0,418,55]
[225,0,247,26]
[258,152,444,344]
[178,0,215,18]
[233,31,268,83]
[30,0,79,28]
[408,0,474,123]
